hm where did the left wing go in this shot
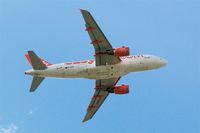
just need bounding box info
[82,77,120,122]
[80,9,121,66]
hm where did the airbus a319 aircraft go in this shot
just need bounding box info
[25,9,167,122]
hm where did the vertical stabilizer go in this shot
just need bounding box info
[27,51,47,70]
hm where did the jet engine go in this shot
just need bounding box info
[114,46,130,57]
[114,84,129,95]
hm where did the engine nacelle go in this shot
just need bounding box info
[114,84,129,95]
[114,46,130,57]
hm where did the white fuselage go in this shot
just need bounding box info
[25,54,167,79]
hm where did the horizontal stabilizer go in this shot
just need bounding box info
[30,76,45,92]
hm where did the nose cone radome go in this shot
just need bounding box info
[158,58,167,67]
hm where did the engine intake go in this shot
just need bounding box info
[114,84,129,95]
[115,46,130,57]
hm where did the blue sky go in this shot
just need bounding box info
[0,0,200,133]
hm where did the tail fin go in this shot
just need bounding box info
[25,51,52,69]
[25,51,49,92]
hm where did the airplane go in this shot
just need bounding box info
[25,9,167,122]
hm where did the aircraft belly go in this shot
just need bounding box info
[33,67,82,78]
[84,65,126,79]
[32,63,128,79]
[126,60,149,72]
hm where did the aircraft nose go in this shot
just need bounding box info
[159,58,167,67]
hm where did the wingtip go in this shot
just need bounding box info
[79,8,85,12]
[82,120,89,123]
[27,50,33,53]
[82,117,90,123]
[30,87,36,92]
[82,117,87,123]
[79,8,89,13]
[29,89,34,93]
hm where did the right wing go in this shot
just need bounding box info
[80,9,121,66]
[82,77,121,122]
